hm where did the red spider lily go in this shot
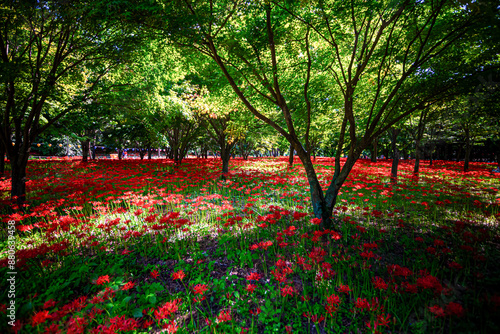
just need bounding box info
[355,298,370,311]
[445,302,465,317]
[154,299,181,320]
[325,293,341,316]
[217,309,232,323]
[150,270,160,279]
[142,319,154,329]
[429,305,446,317]
[259,240,273,250]
[337,284,351,294]
[303,312,325,323]
[293,212,308,220]
[121,281,135,290]
[246,284,257,293]
[448,261,463,270]
[192,284,208,295]
[310,218,322,225]
[121,249,132,255]
[417,274,443,294]
[250,307,261,315]
[372,277,388,290]
[246,272,262,281]
[387,264,413,278]
[163,320,179,333]
[108,315,139,332]
[172,270,186,280]
[31,310,51,326]
[366,313,391,333]
[43,299,57,309]
[308,247,326,264]
[95,275,110,285]
[280,285,295,297]
[401,282,418,294]
[330,231,342,240]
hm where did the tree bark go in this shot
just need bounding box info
[390,128,400,184]
[288,143,294,166]
[221,148,231,175]
[81,140,90,162]
[371,137,378,162]
[147,147,152,160]
[413,109,427,174]
[10,151,29,209]
[414,138,421,174]
[0,141,5,175]
[464,126,471,172]
[296,143,360,229]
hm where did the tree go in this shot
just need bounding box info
[0,0,137,207]
[138,0,497,227]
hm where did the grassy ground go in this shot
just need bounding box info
[0,157,499,333]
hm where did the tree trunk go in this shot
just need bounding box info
[414,139,421,174]
[296,143,360,229]
[118,149,123,160]
[221,149,231,175]
[0,142,5,175]
[464,126,471,172]
[10,152,29,209]
[413,109,427,174]
[371,137,378,162]
[173,147,180,165]
[390,129,400,184]
[496,147,500,169]
[147,147,152,160]
[81,140,90,162]
[139,149,145,160]
[288,143,294,166]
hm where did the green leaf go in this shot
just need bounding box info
[148,295,157,304]
[132,308,143,318]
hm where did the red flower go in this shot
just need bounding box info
[121,249,132,255]
[43,299,57,309]
[121,281,135,290]
[163,320,179,333]
[217,309,232,322]
[250,307,261,315]
[172,270,186,280]
[303,312,325,323]
[281,285,295,297]
[246,272,262,281]
[338,284,351,294]
[355,298,370,311]
[445,302,465,317]
[327,294,341,306]
[32,310,50,326]
[246,284,257,293]
[96,275,110,285]
[193,284,208,295]
[154,299,180,320]
[429,305,446,317]
[310,218,322,225]
[151,270,160,279]
[372,277,388,290]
